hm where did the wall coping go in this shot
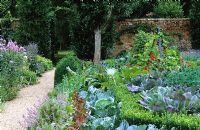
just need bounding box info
[119,18,190,22]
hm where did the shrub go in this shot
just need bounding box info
[55,53,82,85]
[0,40,39,101]
[111,85,200,129]
[153,0,184,18]
[20,70,37,85]
[190,0,200,49]
[15,0,51,57]
[56,51,75,62]
[36,55,53,71]
[0,50,27,88]
[0,86,18,101]
[28,55,53,76]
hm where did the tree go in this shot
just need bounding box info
[76,0,150,63]
[0,0,17,18]
[16,0,52,57]
[190,0,200,49]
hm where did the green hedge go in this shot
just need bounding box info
[112,85,200,130]
[55,52,82,85]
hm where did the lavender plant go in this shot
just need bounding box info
[140,86,200,114]
[26,93,75,130]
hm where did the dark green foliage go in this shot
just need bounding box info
[56,51,76,62]
[15,0,51,57]
[190,0,200,49]
[153,0,184,18]
[164,67,200,87]
[0,19,15,39]
[71,16,117,60]
[0,87,18,101]
[55,53,82,85]
[53,0,80,51]
[112,85,200,130]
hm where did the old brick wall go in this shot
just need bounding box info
[113,18,191,56]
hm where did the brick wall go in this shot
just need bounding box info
[113,18,191,56]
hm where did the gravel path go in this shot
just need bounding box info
[0,69,55,130]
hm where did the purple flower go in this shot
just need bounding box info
[2,40,26,53]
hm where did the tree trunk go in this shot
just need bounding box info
[93,27,101,64]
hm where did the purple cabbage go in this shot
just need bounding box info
[139,86,200,113]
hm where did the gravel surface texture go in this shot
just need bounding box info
[0,69,55,130]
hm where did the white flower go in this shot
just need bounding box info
[24,56,28,60]
[106,68,116,76]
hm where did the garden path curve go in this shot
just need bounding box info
[0,69,55,130]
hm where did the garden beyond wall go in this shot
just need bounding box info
[114,18,191,56]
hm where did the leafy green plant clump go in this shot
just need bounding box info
[55,53,82,85]
[153,0,184,18]
[132,31,181,71]
[165,67,200,87]
[29,93,75,129]
[80,86,120,130]
[20,70,37,85]
[140,86,200,114]
[36,55,53,71]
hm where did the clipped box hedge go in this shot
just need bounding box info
[112,85,200,130]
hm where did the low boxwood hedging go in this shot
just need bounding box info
[112,85,200,130]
